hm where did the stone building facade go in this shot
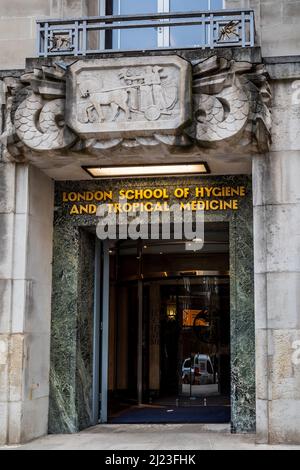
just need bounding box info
[0,0,300,445]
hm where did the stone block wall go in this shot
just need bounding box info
[0,0,99,70]
[0,163,54,444]
[253,60,300,443]
[0,1,299,70]
[226,0,300,57]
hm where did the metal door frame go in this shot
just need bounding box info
[92,239,110,424]
[93,237,229,423]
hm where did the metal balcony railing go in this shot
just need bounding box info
[36,9,255,58]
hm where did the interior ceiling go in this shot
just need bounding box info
[119,243,229,255]
[117,223,229,255]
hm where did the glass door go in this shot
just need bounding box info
[147,275,230,409]
[107,232,231,423]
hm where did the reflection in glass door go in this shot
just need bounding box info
[148,276,230,407]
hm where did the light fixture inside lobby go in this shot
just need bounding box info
[83,163,210,179]
[166,299,177,322]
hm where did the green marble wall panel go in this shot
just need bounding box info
[49,224,80,433]
[76,230,95,429]
[50,175,255,433]
[49,225,95,433]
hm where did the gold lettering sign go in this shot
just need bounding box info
[62,186,247,215]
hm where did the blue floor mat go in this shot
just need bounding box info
[110,406,231,424]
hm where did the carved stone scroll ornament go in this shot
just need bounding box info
[1,66,77,159]
[15,94,75,151]
[186,56,272,151]
[0,55,271,161]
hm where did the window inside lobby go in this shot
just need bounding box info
[97,0,225,50]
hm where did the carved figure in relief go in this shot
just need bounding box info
[120,66,169,113]
[79,79,131,123]
[49,34,73,52]
[78,66,178,124]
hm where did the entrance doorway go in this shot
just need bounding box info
[104,223,230,424]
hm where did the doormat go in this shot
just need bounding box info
[109,406,231,424]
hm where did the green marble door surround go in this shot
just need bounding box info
[49,175,255,434]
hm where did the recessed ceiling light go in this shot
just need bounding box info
[83,162,210,179]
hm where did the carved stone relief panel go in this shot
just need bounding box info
[0,54,272,165]
[66,56,192,139]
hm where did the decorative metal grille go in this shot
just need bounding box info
[37,9,255,57]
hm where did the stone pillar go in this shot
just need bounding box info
[253,69,300,444]
[0,163,54,445]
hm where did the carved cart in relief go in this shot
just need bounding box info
[78,65,178,124]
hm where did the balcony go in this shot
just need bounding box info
[36,9,255,58]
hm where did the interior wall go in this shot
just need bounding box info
[116,286,128,390]
[148,284,161,393]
